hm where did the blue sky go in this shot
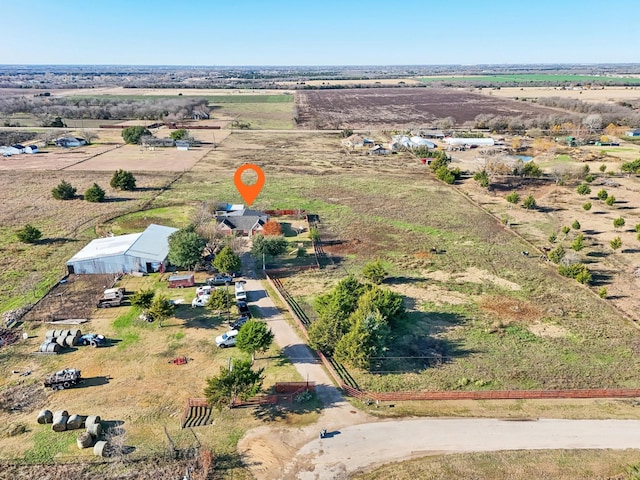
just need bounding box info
[1,0,638,66]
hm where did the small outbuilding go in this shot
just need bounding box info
[168,274,195,288]
[55,137,86,148]
[626,129,640,137]
[175,140,190,151]
[66,224,178,275]
[24,145,39,154]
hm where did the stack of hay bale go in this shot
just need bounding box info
[39,329,82,353]
[37,409,109,456]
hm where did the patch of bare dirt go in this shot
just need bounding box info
[22,274,119,323]
[0,383,47,414]
[528,321,569,338]
[479,296,544,323]
[456,267,521,291]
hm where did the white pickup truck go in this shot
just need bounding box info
[234,281,247,301]
[192,294,210,308]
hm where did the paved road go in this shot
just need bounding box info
[288,418,640,479]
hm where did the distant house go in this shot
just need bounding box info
[626,129,640,137]
[191,109,210,120]
[369,145,390,155]
[216,208,269,237]
[55,137,86,148]
[419,130,446,139]
[24,145,38,154]
[141,136,175,148]
[175,140,190,151]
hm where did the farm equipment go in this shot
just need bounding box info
[78,333,106,347]
[97,288,125,308]
[44,368,82,390]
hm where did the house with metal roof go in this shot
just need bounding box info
[66,224,178,275]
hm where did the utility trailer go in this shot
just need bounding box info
[44,368,82,390]
[97,287,125,308]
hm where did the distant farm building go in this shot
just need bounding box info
[55,137,86,148]
[1,145,23,156]
[66,224,178,275]
[389,135,437,151]
[369,145,390,155]
[216,208,269,237]
[175,140,191,151]
[626,129,640,137]
[24,145,38,154]
[444,137,495,148]
[141,136,175,148]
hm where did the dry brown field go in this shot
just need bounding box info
[278,78,421,87]
[295,87,562,129]
[54,87,291,97]
[479,85,640,104]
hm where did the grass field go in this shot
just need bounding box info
[419,74,640,84]
[353,449,640,480]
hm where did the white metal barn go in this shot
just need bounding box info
[66,224,178,275]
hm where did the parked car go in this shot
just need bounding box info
[215,329,238,348]
[192,294,211,308]
[230,316,250,330]
[235,281,247,301]
[206,274,233,286]
[237,300,250,317]
[196,285,214,297]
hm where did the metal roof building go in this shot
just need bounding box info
[66,224,178,275]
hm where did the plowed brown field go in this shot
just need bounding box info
[296,87,561,129]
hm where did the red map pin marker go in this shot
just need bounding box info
[234,164,265,206]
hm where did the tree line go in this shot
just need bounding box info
[0,96,210,122]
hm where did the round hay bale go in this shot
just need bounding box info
[93,440,109,457]
[64,335,76,347]
[85,415,101,427]
[38,342,50,352]
[69,329,81,338]
[58,329,69,338]
[45,330,56,339]
[52,412,68,432]
[46,343,62,354]
[51,329,61,338]
[77,432,94,449]
[55,336,67,347]
[37,409,53,424]
[67,414,84,430]
[87,422,102,438]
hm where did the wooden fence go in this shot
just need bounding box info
[267,272,640,404]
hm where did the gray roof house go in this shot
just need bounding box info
[216,208,269,236]
[66,224,178,275]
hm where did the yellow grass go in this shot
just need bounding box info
[478,85,640,104]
